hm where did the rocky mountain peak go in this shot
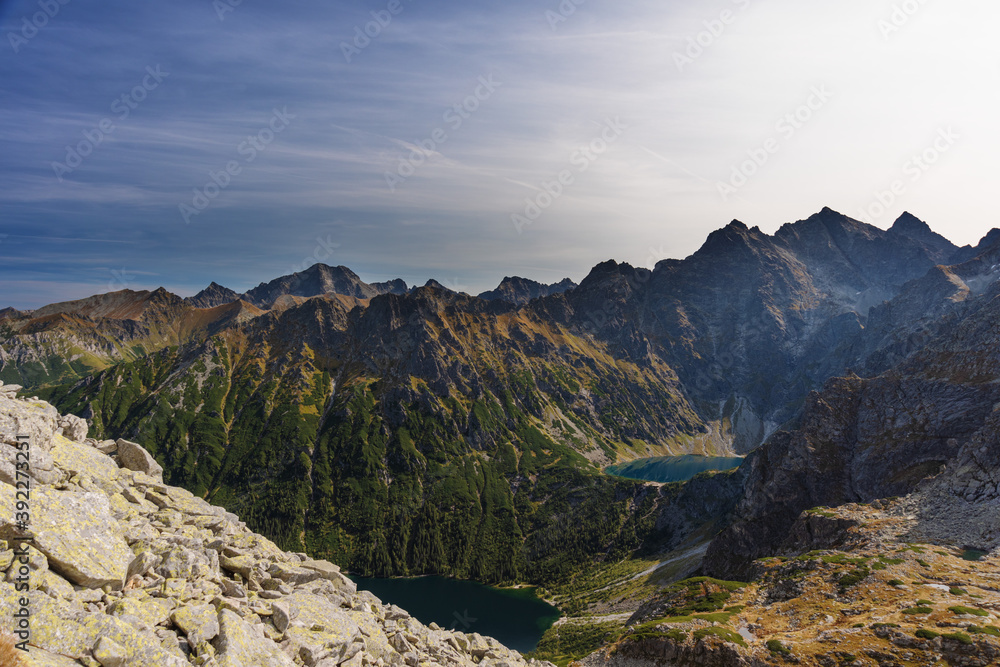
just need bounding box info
[890,211,931,234]
[477,276,577,306]
[243,263,378,307]
[186,282,241,309]
[977,228,1000,253]
[0,307,27,320]
[887,211,958,262]
[695,219,771,257]
[575,260,646,292]
[421,279,451,291]
[369,278,409,296]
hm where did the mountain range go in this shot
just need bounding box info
[2,208,999,592]
[4,207,1000,664]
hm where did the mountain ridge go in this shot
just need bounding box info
[6,208,1000,587]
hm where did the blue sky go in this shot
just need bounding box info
[1,0,998,309]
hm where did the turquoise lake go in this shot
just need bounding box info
[606,454,744,483]
[350,575,561,653]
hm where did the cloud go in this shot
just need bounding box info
[1,0,998,308]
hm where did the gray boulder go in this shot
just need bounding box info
[0,486,133,588]
[0,394,58,451]
[214,608,295,667]
[57,414,88,442]
[115,439,164,482]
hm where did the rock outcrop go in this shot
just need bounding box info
[0,387,554,667]
[702,270,1000,580]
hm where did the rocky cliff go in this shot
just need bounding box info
[703,265,1000,580]
[0,385,553,667]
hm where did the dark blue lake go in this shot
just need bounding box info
[606,454,744,483]
[350,575,560,653]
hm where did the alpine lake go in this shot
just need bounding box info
[605,454,744,484]
[350,456,745,653]
[350,575,560,653]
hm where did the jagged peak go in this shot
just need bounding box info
[696,218,771,256]
[890,211,931,233]
[577,259,641,290]
[421,279,450,291]
[773,208,877,244]
[808,206,863,227]
[976,228,1000,251]
[477,275,578,305]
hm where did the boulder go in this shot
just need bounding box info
[107,594,177,628]
[22,600,187,666]
[126,551,160,580]
[57,415,88,442]
[220,554,256,580]
[300,559,357,594]
[115,439,164,482]
[281,592,370,663]
[0,487,132,588]
[49,437,120,487]
[0,384,23,397]
[213,608,295,667]
[171,603,220,646]
[21,646,82,666]
[0,441,61,487]
[92,636,128,667]
[0,395,58,451]
[156,546,215,580]
[271,599,294,632]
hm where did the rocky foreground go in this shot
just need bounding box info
[0,384,554,667]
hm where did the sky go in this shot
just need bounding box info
[1,0,998,309]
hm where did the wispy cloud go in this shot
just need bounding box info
[1,0,998,309]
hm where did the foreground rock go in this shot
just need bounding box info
[0,486,133,588]
[0,393,554,667]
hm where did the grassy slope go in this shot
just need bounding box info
[39,301,702,586]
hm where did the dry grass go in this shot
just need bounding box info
[0,631,25,667]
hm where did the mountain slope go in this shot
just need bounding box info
[40,288,707,583]
[0,388,551,667]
